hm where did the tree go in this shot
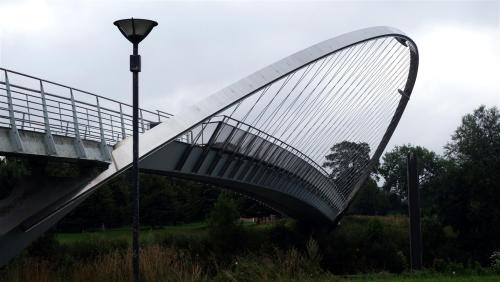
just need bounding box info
[0,157,26,199]
[323,141,373,195]
[59,183,117,231]
[435,105,500,263]
[347,178,393,215]
[141,174,179,227]
[445,105,500,163]
[379,144,445,201]
[180,182,219,222]
[207,192,242,254]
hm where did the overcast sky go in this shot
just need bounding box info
[0,0,499,154]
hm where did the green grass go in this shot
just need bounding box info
[55,221,262,244]
[55,221,210,244]
[313,274,500,281]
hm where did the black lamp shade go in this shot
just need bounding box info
[114,18,158,44]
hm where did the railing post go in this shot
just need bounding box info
[4,70,24,152]
[110,117,115,142]
[58,102,63,131]
[70,88,87,159]
[25,94,31,128]
[139,109,145,133]
[40,81,57,155]
[21,113,25,130]
[119,103,126,139]
[96,96,111,161]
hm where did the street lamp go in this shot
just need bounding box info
[113,17,157,282]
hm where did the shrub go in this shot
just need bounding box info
[490,250,500,274]
[217,246,327,282]
[26,232,60,259]
[207,193,242,255]
[268,220,300,250]
[0,158,26,200]
[320,215,408,274]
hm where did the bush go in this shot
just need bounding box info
[26,232,60,259]
[320,215,408,274]
[216,245,326,282]
[491,250,500,274]
[268,220,300,250]
[0,158,26,200]
[207,193,242,255]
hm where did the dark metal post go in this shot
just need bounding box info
[114,18,156,281]
[407,152,422,270]
[131,42,141,282]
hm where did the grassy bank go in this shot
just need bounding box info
[4,243,499,282]
[334,274,500,281]
[55,221,268,244]
[2,216,500,281]
[55,222,210,244]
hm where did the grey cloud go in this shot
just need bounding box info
[1,0,498,154]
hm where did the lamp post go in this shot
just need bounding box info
[113,18,157,282]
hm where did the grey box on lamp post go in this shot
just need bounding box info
[113,18,157,282]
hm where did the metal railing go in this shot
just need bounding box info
[181,115,341,208]
[0,68,173,146]
[185,115,328,176]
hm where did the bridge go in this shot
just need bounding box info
[0,26,418,265]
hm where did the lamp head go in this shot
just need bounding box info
[113,18,158,44]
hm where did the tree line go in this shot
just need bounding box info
[343,105,500,264]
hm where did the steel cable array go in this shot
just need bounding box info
[181,36,413,212]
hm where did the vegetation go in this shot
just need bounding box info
[0,105,499,281]
[207,193,243,255]
[0,158,25,199]
[2,216,500,281]
[55,222,209,245]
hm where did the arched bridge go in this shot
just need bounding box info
[0,26,418,265]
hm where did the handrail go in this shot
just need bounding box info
[0,67,173,118]
[188,115,330,178]
[0,68,173,147]
[0,83,171,121]
[184,115,339,208]
[217,115,330,177]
